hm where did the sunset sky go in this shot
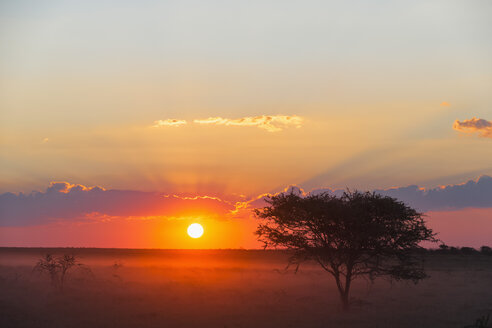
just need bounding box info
[1,0,492,248]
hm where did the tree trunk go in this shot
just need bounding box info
[341,292,350,311]
[60,272,65,291]
[334,274,350,311]
[343,275,352,311]
[335,270,352,311]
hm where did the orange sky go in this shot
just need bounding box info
[0,215,260,249]
[1,179,492,248]
[1,206,492,249]
[1,1,491,248]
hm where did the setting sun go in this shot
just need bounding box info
[187,223,204,239]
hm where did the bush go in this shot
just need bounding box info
[461,247,478,255]
[465,313,490,328]
[33,254,89,291]
[480,246,492,256]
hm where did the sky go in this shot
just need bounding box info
[1,0,492,248]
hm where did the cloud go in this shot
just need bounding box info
[193,115,303,132]
[240,176,492,214]
[453,117,492,138]
[231,185,305,217]
[309,175,492,212]
[440,101,451,107]
[151,115,303,132]
[152,119,187,128]
[0,182,235,227]
[4,176,492,227]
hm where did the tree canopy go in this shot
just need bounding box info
[255,189,437,310]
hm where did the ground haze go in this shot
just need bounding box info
[1,248,491,327]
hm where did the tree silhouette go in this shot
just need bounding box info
[58,254,77,289]
[33,254,82,291]
[255,189,437,310]
[33,254,60,288]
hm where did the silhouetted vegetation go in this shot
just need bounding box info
[33,254,89,291]
[428,245,492,256]
[461,247,479,255]
[111,260,124,281]
[255,190,437,310]
[481,246,492,256]
[465,313,490,328]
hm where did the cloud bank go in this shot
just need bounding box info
[152,115,303,132]
[244,176,492,214]
[309,175,492,212]
[3,176,492,227]
[0,182,235,227]
[453,117,492,138]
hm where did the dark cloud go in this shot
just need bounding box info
[0,182,236,227]
[310,175,492,212]
[3,177,492,227]
[245,176,492,214]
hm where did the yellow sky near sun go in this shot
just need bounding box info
[1,101,488,196]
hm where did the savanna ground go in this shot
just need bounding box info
[0,248,491,328]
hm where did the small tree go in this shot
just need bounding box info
[33,254,80,291]
[33,254,61,288]
[255,190,437,310]
[57,254,77,289]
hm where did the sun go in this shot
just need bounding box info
[187,223,204,239]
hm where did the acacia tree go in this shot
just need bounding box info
[255,190,437,310]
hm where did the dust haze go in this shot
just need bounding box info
[1,248,491,328]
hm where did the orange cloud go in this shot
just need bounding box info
[151,115,303,132]
[440,101,451,107]
[152,119,187,128]
[194,115,303,132]
[47,181,105,193]
[453,117,492,138]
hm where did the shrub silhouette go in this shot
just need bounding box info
[465,313,490,328]
[438,244,450,252]
[33,254,61,288]
[33,254,86,291]
[255,190,437,310]
[480,246,492,256]
[111,260,124,281]
[461,247,478,255]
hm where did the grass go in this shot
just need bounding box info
[0,248,491,328]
